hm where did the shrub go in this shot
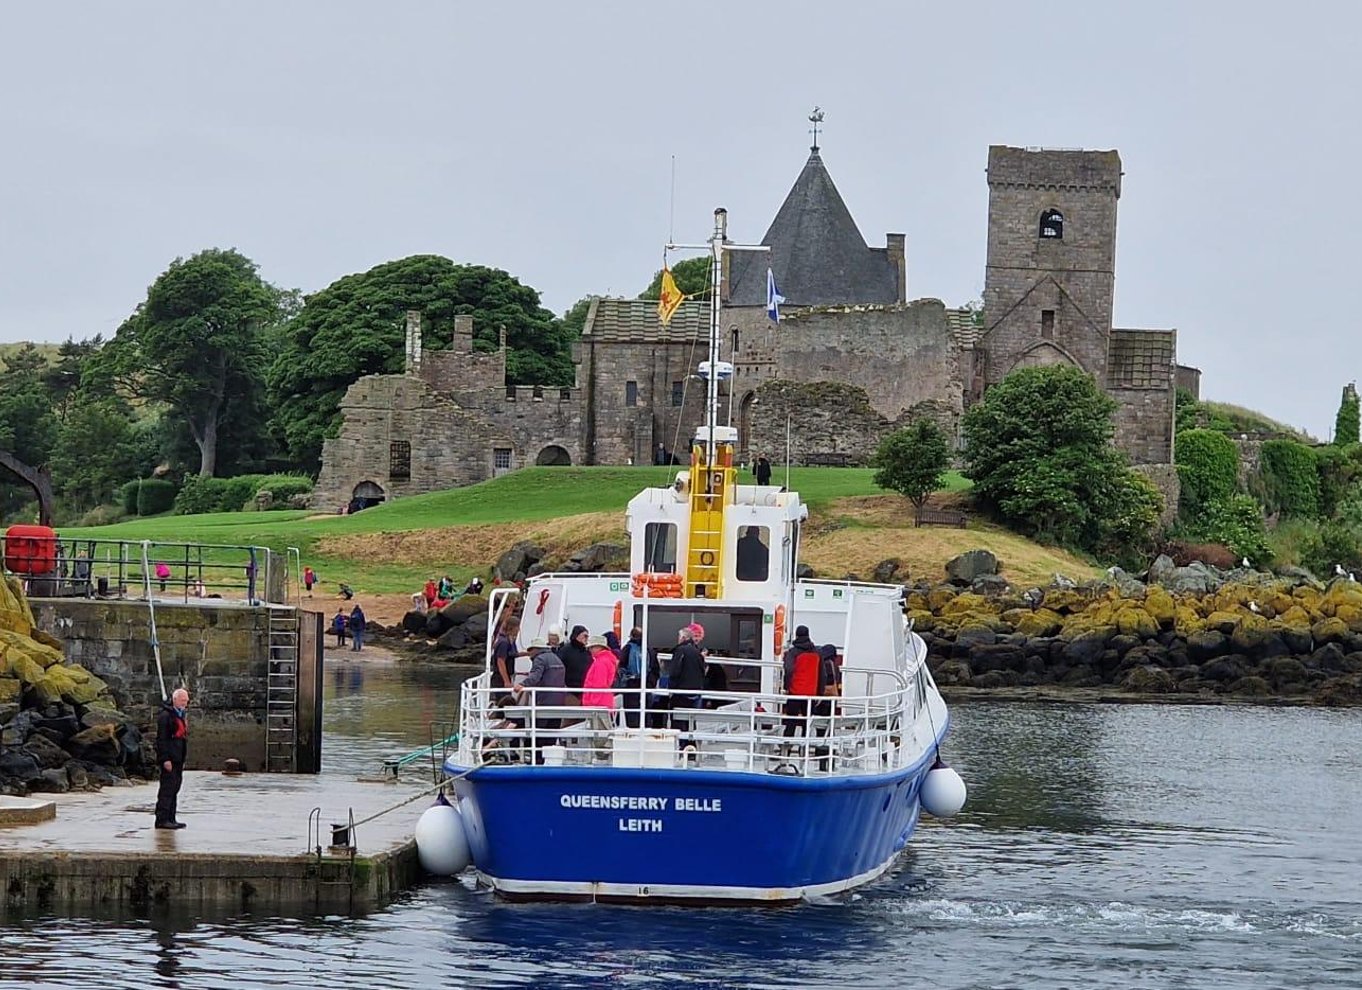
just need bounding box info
[77,504,127,527]
[173,475,232,515]
[1335,384,1359,446]
[119,480,141,516]
[1315,443,1362,519]
[219,475,265,514]
[1271,518,1362,576]
[135,478,177,516]
[1258,440,1319,519]
[1162,540,1238,569]
[1174,429,1239,519]
[1189,495,1271,566]
[242,473,313,508]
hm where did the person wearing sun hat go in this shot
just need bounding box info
[513,634,566,710]
[581,634,619,710]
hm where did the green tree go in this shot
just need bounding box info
[962,365,1162,557]
[268,255,567,469]
[100,249,283,477]
[561,296,595,340]
[1335,383,1359,445]
[49,396,146,513]
[638,256,713,300]
[872,420,951,525]
[42,336,105,423]
[0,346,60,519]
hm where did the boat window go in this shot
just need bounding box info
[735,525,770,582]
[644,522,677,573]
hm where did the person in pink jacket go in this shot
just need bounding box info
[581,634,619,710]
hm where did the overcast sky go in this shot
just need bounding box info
[1,2,1356,437]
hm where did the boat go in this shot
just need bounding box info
[440,208,965,904]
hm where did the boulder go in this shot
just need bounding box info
[1205,610,1240,635]
[926,586,958,611]
[0,749,42,787]
[436,626,468,651]
[1230,614,1273,654]
[34,713,80,740]
[905,609,935,633]
[563,542,627,574]
[954,624,997,649]
[1165,564,1220,596]
[1311,617,1350,645]
[440,594,489,625]
[1114,607,1158,639]
[1147,554,1177,585]
[1201,656,1248,683]
[493,541,544,582]
[1263,657,1309,690]
[1104,567,1147,598]
[401,610,428,635]
[1274,622,1313,656]
[965,643,1025,674]
[1063,629,1112,666]
[1108,634,1142,657]
[1015,608,1063,638]
[425,610,452,638]
[79,708,127,730]
[0,677,18,703]
[796,563,815,580]
[931,660,972,686]
[1277,565,1323,589]
[463,612,490,641]
[1144,587,1176,627]
[20,733,71,770]
[945,550,999,586]
[1050,573,1077,590]
[30,768,70,793]
[971,574,1010,596]
[65,762,90,790]
[65,723,121,765]
[1226,675,1273,697]
[872,559,903,583]
[1121,665,1176,693]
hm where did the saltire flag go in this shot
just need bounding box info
[766,267,785,323]
[657,266,685,326]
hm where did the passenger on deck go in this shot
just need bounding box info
[582,635,619,710]
[513,637,566,715]
[820,644,842,697]
[668,625,707,726]
[438,574,455,600]
[782,625,826,737]
[735,526,769,582]
[558,625,593,694]
[546,624,563,653]
[491,615,525,691]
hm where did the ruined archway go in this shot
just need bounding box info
[535,445,572,466]
[1008,342,1082,374]
[350,480,386,511]
[738,391,757,462]
[0,448,54,527]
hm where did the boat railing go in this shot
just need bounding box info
[799,577,908,594]
[454,673,928,779]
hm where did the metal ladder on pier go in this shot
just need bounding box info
[265,604,300,772]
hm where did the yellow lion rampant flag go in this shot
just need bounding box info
[657,266,685,326]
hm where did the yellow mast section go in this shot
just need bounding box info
[684,439,735,599]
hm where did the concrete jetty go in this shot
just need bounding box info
[0,772,427,914]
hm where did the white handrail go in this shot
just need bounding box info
[139,540,168,701]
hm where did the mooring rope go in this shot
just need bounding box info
[347,761,484,831]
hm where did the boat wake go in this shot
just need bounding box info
[875,896,1362,940]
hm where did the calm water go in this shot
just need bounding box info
[3,657,1361,989]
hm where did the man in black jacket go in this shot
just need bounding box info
[154,687,190,830]
[668,625,707,730]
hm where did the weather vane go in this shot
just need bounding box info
[809,106,824,152]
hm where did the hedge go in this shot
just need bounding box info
[173,473,314,515]
[135,479,177,516]
[119,480,141,516]
[1175,429,1239,519]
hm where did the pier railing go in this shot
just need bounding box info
[1,536,294,606]
[454,670,933,779]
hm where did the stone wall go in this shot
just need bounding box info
[747,380,923,466]
[30,599,274,771]
[1175,364,1202,399]
[1133,462,1181,530]
[1111,385,1176,466]
[579,337,711,465]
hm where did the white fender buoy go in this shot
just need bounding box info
[415,796,470,875]
[920,761,967,818]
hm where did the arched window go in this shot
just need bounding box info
[1039,209,1064,239]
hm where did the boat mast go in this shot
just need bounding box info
[705,208,725,466]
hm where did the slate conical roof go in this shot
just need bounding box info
[728,150,899,308]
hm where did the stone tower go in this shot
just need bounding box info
[980,146,1122,387]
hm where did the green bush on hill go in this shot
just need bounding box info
[135,479,177,516]
[1187,494,1272,565]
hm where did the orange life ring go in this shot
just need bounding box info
[774,604,786,651]
[612,600,623,640]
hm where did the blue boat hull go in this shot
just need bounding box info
[444,739,941,903]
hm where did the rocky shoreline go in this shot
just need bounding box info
[1,576,154,797]
[912,551,1362,707]
[370,543,1362,709]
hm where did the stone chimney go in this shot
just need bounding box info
[886,233,906,303]
[404,311,423,374]
[453,314,474,353]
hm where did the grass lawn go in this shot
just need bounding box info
[56,467,970,594]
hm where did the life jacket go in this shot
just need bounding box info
[789,650,822,696]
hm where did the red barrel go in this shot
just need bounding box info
[3,524,58,575]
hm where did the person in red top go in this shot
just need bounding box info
[423,579,438,607]
[781,625,826,738]
[303,566,316,597]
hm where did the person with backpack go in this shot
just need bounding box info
[332,608,348,648]
[616,626,644,691]
[781,625,826,738]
